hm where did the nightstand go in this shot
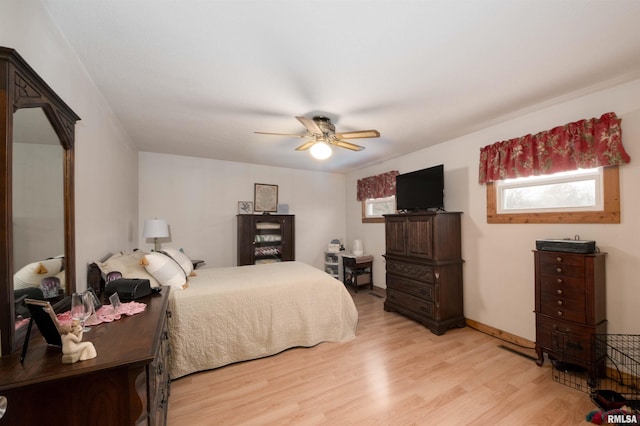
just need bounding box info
[342,254,374,292]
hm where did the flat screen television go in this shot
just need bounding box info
[395,164,444,211]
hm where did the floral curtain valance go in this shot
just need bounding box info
[357,170,399,201]
[478,112,630,184]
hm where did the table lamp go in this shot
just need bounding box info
[143,218,169,252]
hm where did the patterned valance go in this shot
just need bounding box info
[479,112,630,184]
[356,170,399,201]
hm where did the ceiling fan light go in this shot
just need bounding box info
[310,141,332,160]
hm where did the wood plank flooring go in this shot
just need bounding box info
[167,287,596,425]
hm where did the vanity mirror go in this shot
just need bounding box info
[0,47,80,356]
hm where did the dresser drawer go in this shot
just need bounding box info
[536,314,595,367]
[149,310,171,426]
[387,274,434,301]
[538,252,585,278]
[539,273,585,292]
[538,251,585,267]
[386,260,433,283]
[386,288,434,319]
[540,292,585,323]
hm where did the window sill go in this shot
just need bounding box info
[362,217,385,224]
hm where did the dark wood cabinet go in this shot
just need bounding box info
[0,288,171,426]
[534,250,607,377]
[383,212,464,335]
[237,215,295,266]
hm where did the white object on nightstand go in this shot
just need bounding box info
[352,239,363,256]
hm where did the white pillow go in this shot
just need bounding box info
[161,247,194,276]
[143,252,187,289]
[97,251,160,288]
[14,258,64,290]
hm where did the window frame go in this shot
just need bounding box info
[486,165,620,224]
[361,196,396,223]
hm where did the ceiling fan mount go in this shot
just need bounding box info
[254,115,380,158]
[311,116,335,135]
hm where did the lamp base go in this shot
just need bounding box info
[153,238,162,252]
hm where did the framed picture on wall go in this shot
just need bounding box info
[238,201,253,215]
[254,183,278,213]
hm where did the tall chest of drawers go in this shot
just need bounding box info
[534,250,606,375]
[383,212,465,335]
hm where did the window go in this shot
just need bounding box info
[497,168,602,214]
[362,196,396,223]
[356,170,399,223]
[486,166,620,224]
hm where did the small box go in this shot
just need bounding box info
[536,239,596,254]
[277,204,289,214]
[327,243,341,253]
[356,274,371,285]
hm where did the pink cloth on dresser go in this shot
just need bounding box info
[57,301,146,327]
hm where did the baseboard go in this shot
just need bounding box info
[465,318,536,350]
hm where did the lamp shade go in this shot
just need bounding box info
[143,218,169,238]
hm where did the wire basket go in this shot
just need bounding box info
[591,334,640,411]
[551,329,605,393]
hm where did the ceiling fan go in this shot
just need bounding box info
[255,115,380,159]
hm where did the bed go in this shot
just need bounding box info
[89,253,358,379]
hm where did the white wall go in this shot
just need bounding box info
[1,0,140,289]
[139,152,346,269]
[347,79,640,340]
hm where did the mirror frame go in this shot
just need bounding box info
[0,47,80,356]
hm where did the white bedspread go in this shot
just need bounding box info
[168,261,358,379]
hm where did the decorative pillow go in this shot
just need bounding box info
[14,258,64,290]
[142,252,187,289]
[96,251,160,288]
[161,247,194,277]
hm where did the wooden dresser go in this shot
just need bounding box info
[534,250,607,378]
[0,287,171,426]
[383,212,465,335]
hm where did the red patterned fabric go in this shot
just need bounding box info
[357,170,399,201]
[479,112,630,184]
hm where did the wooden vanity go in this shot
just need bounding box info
[0,288,171,426]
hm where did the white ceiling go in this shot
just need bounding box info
[42,0,640,173]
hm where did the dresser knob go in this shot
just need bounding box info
[556,267,563,273]
[556,257,562,262]
[557,278,563,284]
[557,289,563,295]
[557,311,563,316]
[557,300,563,306]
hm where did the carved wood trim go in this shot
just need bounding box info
[386,260,434,282]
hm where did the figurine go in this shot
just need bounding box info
[60,319,97,364]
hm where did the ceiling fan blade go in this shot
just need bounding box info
[335,129,380,139]
[295,116,323,135]
[295,140,316,151]
[254,131,306,138]
[332,139,365,151]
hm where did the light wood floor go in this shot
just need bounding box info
[167,287,595,425]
